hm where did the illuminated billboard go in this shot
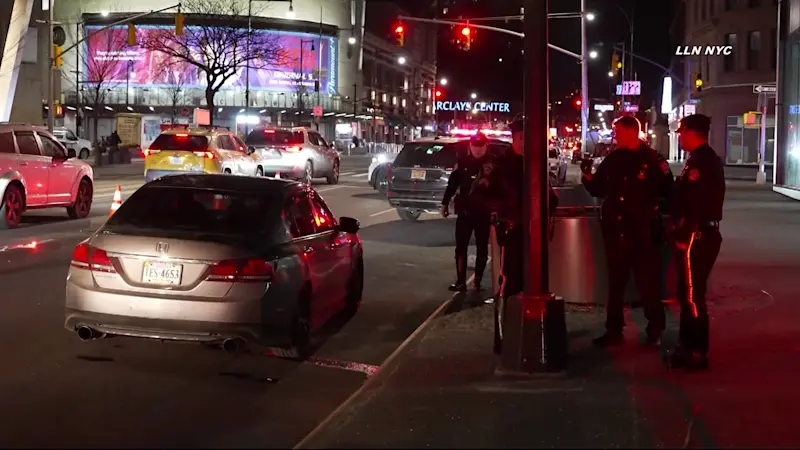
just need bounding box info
[84,25,338,94]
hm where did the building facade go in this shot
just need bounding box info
[774,0,800,198]
[670,0,778,165]
[1,0,436,147]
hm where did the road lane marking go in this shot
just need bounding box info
[316,186,347,193]
[303,357,379,376]
[369,208,395,217]
[350,172,369,178]
[339,171,356,176]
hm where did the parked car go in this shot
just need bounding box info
[64,174,364,359]
[142,127,261,182]
[548,146,568,186]
[386,137,509,221]
[0,123,94,229]
[244,127,340,185]
[52,127,93,160]
[367,152,396,195]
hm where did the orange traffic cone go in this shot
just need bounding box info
[109,185,122,216]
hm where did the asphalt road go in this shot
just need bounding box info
[0,156,590,448]
[0,156,460,448]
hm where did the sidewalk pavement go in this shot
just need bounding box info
[91,160,144,179]
[668,161,773,182]
[300,184,800,449]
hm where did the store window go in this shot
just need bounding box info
[778,33,800,188]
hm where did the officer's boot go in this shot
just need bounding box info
[473,253,487,291]
[448,256,468,292]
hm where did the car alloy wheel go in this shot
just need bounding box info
[303,161,313,185]
[1,184,23,229]
[67,180,93,219]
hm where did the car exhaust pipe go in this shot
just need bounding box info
[222,338,245,354]
[77,326,105,341]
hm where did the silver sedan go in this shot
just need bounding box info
[64,174,364,359]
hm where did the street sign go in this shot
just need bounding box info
[593,103,614,111]
[616,81,641,96]
[312,105,323,117]
[753,84,776,94]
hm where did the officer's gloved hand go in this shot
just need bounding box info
[440,204,449,218]
[580,158,594,175]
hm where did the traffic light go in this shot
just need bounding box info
[393,23,405,47]
[460,25,472,51]
[611,52,620,75]
[435,89,443,98]
[55,104,64,118]
[53,45,63,68]
[127,23,136,46]
[694,73,703,93]
[574,98,582,108]
[175,12,184,35]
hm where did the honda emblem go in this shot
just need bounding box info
[156,242,169,254]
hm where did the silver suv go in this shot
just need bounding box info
[244,127,340,185]
[0,123,94,229]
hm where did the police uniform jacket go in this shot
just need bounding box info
[672,144,725,241]
[486,150,559,229]
[442,153,492,215]
[582,142,673,236]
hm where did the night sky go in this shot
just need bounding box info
[423,0,676,123]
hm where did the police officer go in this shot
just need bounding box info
[441,133,492,291]
[581,115,673,347]
[665,114,725,371]
[489,119,559,354]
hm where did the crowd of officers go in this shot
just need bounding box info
[440,114,725,372]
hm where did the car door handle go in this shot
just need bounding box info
[19,162,27,166]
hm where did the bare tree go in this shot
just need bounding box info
[140,0,287,125]
[159,58,190,125]
[81,29,127,142]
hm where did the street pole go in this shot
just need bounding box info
[75,20,81,137]
[500,0,567,374]
[757,93,767,184]
[619,41,625,117]
[47,2,55,131]
[579,0,588,152]
[245,0,252,135]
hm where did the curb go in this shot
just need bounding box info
[293,294,456,449]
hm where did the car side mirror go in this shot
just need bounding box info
[338,216,360,234]
[66,149,76,158]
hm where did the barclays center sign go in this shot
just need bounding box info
[435,101,511,113]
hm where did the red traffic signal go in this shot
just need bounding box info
[574,99,582,107]
[435,89,443,98]
[460,26,471,36]
[393,23,405,47]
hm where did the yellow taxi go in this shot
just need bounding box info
[143,127,262,182]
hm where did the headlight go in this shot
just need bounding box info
[373,154,387,164]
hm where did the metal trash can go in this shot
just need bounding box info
[548,205,608,306]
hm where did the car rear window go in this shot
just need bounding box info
[246,129,303,146]
[393,141,465,168]
[104,186,287,243]
[149,134,209,151]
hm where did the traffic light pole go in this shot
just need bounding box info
[580,0,589,152]
[47,2,55,132]
[498,0,567,374]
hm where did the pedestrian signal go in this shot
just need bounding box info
[127,24,136,46]
[175,12,184,35]
[53,45,63,68]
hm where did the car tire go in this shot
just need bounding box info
[302,161,313,185]
[343,256,364,316]
[272,288,313,360]
[0,183,24,229]
[255,166,264,177]
[326,160,340,185]
[66,178,93,219]
[549,172,559,187]
[397,209,421,221]
[376,168,388,196]
[79,148,90,160]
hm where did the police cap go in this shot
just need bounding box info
[470,132,488,146]
[677,114,711,135]
[509,119,524,134]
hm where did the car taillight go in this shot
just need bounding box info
[385,163,392,178]
[206,258,274,283]
[143,149,160,156]
[70,243,115,273]
[282,146,301,153]
[193,151,215,159]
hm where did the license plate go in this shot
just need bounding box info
[142,261,183,285]
[411,169,426,180]
[169,156,183,165]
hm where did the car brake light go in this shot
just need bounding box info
[143,149,161,156]
[193,151,215,159]
[283,146,301,153]
[175,133,189,137]
[264,129,276,134]
[70,242,115,273]
[206,258,274,283]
